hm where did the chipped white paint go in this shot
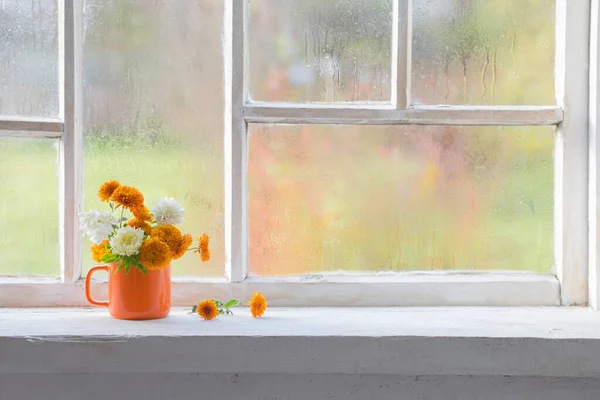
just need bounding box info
[2,374,600,400]
[244,103,564,126]
[2,307,600,377]
[0,273,559,307]
[555,0,590,305]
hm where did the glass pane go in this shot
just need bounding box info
[0,137,59,276]
[83,0,224,277]
[249,124,553,275]
[249,0,393,103]
[412,0,555,105]
[0,0,58,116]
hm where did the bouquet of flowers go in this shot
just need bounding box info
[79,180,210,274]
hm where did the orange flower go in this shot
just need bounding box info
[248,291,267,318]
[138,237,172,270]
[152,225,183,255]
[132,205,153,222]
[98,180,120,202]
[196,299,219,320]
[173,233,193,260]
[126,218,152,235]
[91,240,109,263]
[110,186,144,210]
[194,233,210,262]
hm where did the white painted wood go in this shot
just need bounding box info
[3,375,600,400]
[58,0,83,284]
[590,0,600,310]
[224,0,248,282]
[2,307,600,376]
[0,118,63,135]
[392,0,410,109]
[244,103,563,126]
[555,0,590,305]
[0,273,559,307]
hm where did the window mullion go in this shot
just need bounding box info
[0,118,63,135]
[58,0,83,284]
[224,0,248,282]
[590,0,600,310]
[392,0,410,109]
[555,0,590,305]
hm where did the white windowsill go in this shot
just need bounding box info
[2,307,600,377]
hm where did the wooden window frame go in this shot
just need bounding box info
[0,0,593,307]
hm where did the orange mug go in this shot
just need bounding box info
[85,263,171,320]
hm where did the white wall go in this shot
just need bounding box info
[1,374,599,400]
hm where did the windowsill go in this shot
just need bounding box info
[2,307,600,377]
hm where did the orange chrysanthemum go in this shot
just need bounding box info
[194,233,210,262]
[126,218,152,235]
[152,225,183,255]
[173,233,193,260]
[138,237,172,270]
[132,205,153,222]
[91,240,109,263]
[248,291,267,318]
[196,299,219,321]
[110,186,144,211]
[98,180,121,202]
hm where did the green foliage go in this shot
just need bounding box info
[100,253,148,275]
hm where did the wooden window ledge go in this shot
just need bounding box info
[2,307,600,377]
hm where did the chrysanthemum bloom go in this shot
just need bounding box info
[152,197,185,225]
[111,186,144,211]
[126,218,152,235]
[196,300,219,321]
[91,240,109,263]
[79,210,118,244]
[132,205,153,222]
[194,233,210,262]
[109,226,145,257]
[152,225,183,255]
[173,233,193,260]
[248,291,267,318]
[97,180,120,202]
[138,238,172,270]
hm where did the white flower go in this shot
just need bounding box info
[79,210,118,244]
[109,226,145,257]
[152,197,185,225]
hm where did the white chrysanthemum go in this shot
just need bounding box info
[79,210,118,244]
[152,197,185,226]
[109,226,145,257]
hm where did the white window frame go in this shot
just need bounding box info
[0,0,595,308]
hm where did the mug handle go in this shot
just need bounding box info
[85,265,109,307]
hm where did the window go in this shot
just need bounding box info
[0,0,595,307]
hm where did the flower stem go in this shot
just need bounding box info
[119,207,125,228]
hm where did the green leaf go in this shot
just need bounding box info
[100,253,119,263]
[224,299,239,308]
[119,258,130,274]
[214,300,223,307]
[137,263,148,274]
[191,305,197,313]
